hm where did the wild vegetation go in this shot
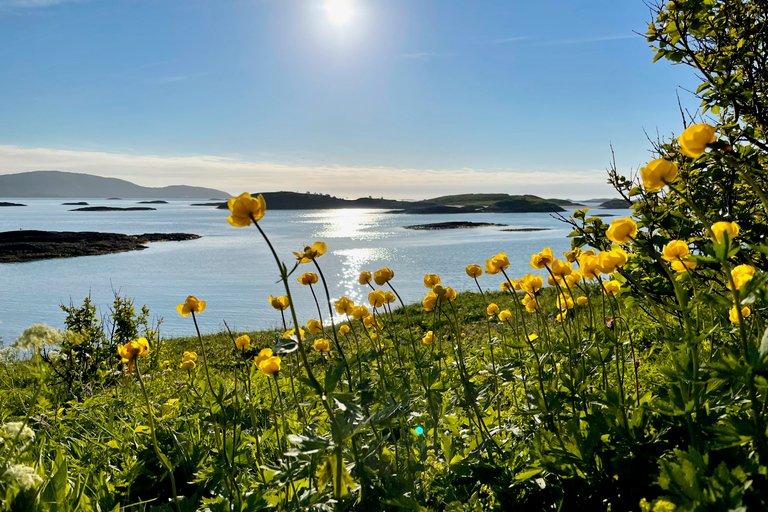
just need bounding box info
[2,1,768,510]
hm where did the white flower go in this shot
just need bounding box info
[3,464,42,491]
[1,422,35,446]
[11,324,64,352]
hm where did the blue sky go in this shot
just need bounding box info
[0,0,700,199]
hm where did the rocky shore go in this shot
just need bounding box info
[0,230,201,263]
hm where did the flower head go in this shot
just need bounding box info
[711,221,739,244]
[530,248,555,269]
[294,242,327,264]
[227,193,267,227]
[363,315,382,330]
[235,335,251,350]
[729,305,751,323]
[640,159,678,191]
[2,464,42,491]
[369,290,387,308]
[486,303,500,316]
[269,295,290,311]
[180,351,197,371]
[259,356,281,376]
[254,348,273,367]
[466,264,483,278]
[671,260,697,272]
[374,267,395,286]
[422,292,438,311]
[313,338,330,352]
[563,248,581,263]
[485,253,510,274]
[662,240,690,262]
[602,280,621,296]
[596,248,629,274]
[307,319,323,335]
[117,337,150,374]
[520,274,544,294]
[550,259,573,279]
[384,291,396,304]
[335,296,354,315]
[339,325,350,336]
[422,331,434,345]
[606,217,638,245]
[282,328,305,339]
[678,123,716,158]
[557,293,574,310]
[297,272,319,286]
[556,311,568,323]
[423,274,441,288]
[498,309,511,322]
[565,270,582,287]
[576,296,588,306]
[177,296,206,317]
[351,305,369,320]
[579,253,600,279]
[729,265,755,290]
[1,422,35,447]
[522,293,540,312]
[358,271,372,285]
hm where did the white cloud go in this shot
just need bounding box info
[0,144,616,200]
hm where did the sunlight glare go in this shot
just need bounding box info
[324,0,354,26]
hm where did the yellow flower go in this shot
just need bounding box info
[370,332,382,349]
[563,247,581,263]
[550,259,572,279]
[294,242,328,264]
[640,159,678,191]
[313,338,330,352]
[579,253,600,279]
[351,305,369,320]
[530,248,555,269]
[661,240,690,262]
[235,335,251,350]
[117,337,149,374]
[362,315,383,331]
[606,217,638,244]
[525,333,539,343]
[227,192,267,227]
[576,296,588,306]
[422,331,434,345]
[374,267,395,286]
[297,272,319,285]
[678,123,716,158]
[177,296,206,317]
[556,293,574,310]
[520,274,544,294]
[522,293,540,312]
[596,248,629,275]
[711,221,739,243]
[259,356,281,376]
[466,264,483,278]
[424,274,441,288]
[254,348,273,367]
[547,275,559,286]
[162,359,171,369]
[182,351,197,362]
[335,296,354,315]
[180,359,196,371]
[486,303,500,316]
[729,265,755,290]
[180,351,197,371]
[500,280,515,292]
[339,325,350,336]
[602,280,621,296]
[282,328,305,339]
[566,270,583,287]
[671,259,697,272]
[729,305,751,323]
[556,311,567,323]
[269,295,290,311]
[307,319,322,335]
[485,253,510,275]
[443,287,458,302]
[498,309,511,322]
[422,292,438,311]
[369,290,387,308]
[384,291,396,304]
[358,271,372,285]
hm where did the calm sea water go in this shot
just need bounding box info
[0,198,621,343]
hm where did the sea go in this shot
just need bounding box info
[0,198,623,343]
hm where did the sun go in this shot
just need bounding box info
[324,0,354,26]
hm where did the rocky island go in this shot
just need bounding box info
[0,202,26,207]
[70,206,157,212]
[404,221,508,230]
[0,230,201,263]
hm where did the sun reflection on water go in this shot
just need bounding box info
[332,247,397,306]
[300,209,390,240]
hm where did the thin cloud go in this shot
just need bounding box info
[0,144,615,200]
[0,0,87,6]
[546,34,637,45]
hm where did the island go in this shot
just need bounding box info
[598,198,633,209]
[70,206,157,212]
[62,202,89,206]
[0,202,26,207]
[138,200,169,204]
[0,230,202,263]
[500,228,552,232]
[404,221,508,230]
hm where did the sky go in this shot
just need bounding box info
[0,0,701,200]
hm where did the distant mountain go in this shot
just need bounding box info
[425,193,568,212]
[598,198,633,209]
[0,171,230,199]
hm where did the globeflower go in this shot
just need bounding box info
[661,240,690,262]
[711,221,739,244]
[258,356,281,376]
[313,338,330,352]
[671,260,697,273]
[486,303,500,316]
[335,296,354,315]
[550,259,572,279]
[579,253,600,279]
[434,286,457,302]
[520,274,543,294]
[227,192,267,227]
[498,310,511,322]
[339,325,350,336]
[294,241,328,264]
[351,305,369,320]
[678,123,717,158]
[530,248,555,269]
[485,253,510,274]
[269,295,290,311]
[422,331,434,345]
[466,264,483,278]
[358,271,372,285]
[729,305,751,323]
[556,293,574,310]
[596,248,629,274]
[180,351,197,371]
[297,272,319,285]
[369,290,387,308]
[602,280,621,296]
[117,337,149,374]
[254,348,273,367]
[363,315,382,330]
[566,270,582,287]
[234,335,250,350]
[729,265,755,290]
[522,294,539,312]
[640,159,678,191]
[177,296,206,317]
[282,328,305,339]
[424,274,440,288]
[422,292,438,311]
[307,319,322,335]
[576,296,588,306]
[606,217,638,245]
[563,248,581,263]
[374,267,395,286]
[384,291,396,304]
[556,311,567,323]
